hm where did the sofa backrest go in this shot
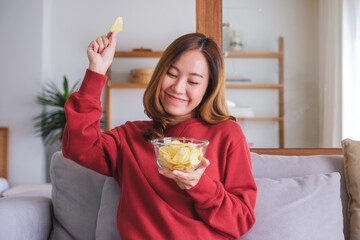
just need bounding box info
[50,151,107,240]
[50,151,347,240]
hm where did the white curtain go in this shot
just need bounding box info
[318,0,342,147]
[342,0,360,140]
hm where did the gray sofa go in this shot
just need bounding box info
[0,150,347,240]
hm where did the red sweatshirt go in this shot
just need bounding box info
[62,69,257,240]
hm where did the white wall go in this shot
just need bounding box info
[0,0,46,186]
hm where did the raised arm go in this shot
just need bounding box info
[62,32,120,177]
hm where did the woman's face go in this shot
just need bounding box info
[160,50,209,123]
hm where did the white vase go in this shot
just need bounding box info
[230,30,243,51]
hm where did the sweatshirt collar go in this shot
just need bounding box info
[165,118,202,137]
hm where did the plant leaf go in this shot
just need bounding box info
[63,76,69,99]
[34,76,80,143]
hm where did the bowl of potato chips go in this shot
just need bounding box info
[151,137,209,171]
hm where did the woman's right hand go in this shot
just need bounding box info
[87,32,116,75]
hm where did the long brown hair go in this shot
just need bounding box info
[143,33,235,140]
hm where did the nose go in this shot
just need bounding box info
[172,77,186,94]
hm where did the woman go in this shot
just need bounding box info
[62,32,257,239]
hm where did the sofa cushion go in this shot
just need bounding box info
[0,196,52,240]
[50,151,106,240]
[341,138,360,240]
[241,172,344,240]
[95,177,121,240]
[251,152,348,238]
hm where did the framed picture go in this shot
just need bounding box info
[0,128,8,179]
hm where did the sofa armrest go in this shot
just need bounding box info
[0,195,52,240]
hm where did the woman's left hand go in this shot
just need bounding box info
[158,158,210,190]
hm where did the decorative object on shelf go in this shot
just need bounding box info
[229,107,255,118]
[226,100,255,118]
[226,100,236,108]
[130,68,154,84]
[222,22,232,28]
[230,30,244,51]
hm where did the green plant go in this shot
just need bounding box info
[34,76,80,145]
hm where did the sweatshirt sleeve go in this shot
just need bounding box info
[185,137,257,239]
[62,69,121,177]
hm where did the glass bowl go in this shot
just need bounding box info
[151,137,209,171]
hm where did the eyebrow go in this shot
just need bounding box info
[169,65,204,78]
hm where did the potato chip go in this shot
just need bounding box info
[173,147,190,164]
[109,16,123,33]
[189,147,202,166]
[158,140,203,170]
[159,148,172,162]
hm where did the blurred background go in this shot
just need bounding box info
[1,0,357,187]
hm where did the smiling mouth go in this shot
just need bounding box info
[166,93,186,102]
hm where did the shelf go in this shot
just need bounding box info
[107,82,283,89]
[235,117,283,121]
[114,51,163,58]
[107,82,147,88]
[226,83,283,89]
[224,37,284,147]
[224,51,282,58]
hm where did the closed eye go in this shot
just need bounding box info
[166,72,177,78]
[188,81,199,85]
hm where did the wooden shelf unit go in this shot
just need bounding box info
[106,37,284,148]
[225,37,284,148]
[105,51,163,130]
[195,2,284,147]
